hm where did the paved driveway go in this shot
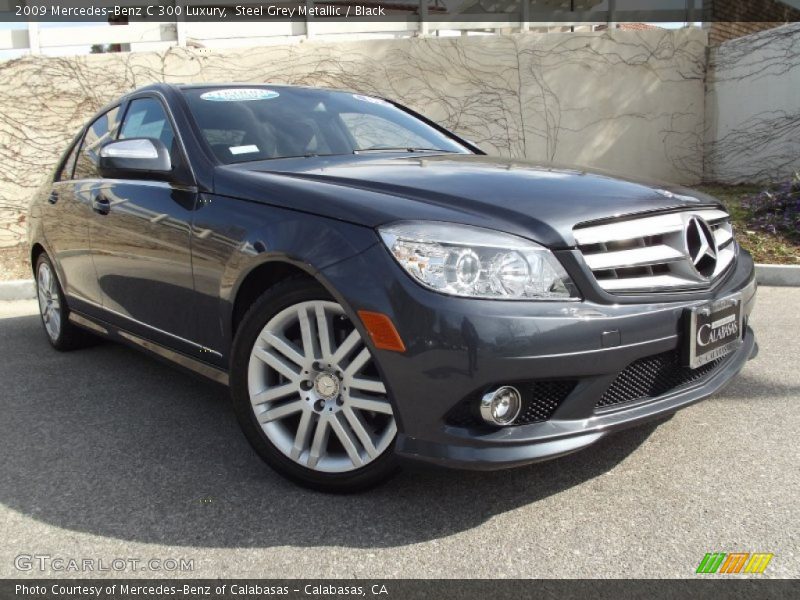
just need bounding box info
[0,287,797,578]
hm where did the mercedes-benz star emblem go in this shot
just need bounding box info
[314,373,340,399]
[685,216,718,279]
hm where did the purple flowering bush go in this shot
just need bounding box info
[743,175,800,242]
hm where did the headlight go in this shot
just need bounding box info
[378,221,578,300]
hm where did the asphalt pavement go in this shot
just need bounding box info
[0,287,797,578]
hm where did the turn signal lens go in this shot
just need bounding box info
[357,310,406,353]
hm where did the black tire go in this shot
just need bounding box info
[230,276,400,493]
[35,253,98,351]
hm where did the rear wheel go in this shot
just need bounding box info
[230,278,399,492]
[35,253,97,351]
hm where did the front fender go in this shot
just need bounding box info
[188,194,380,359]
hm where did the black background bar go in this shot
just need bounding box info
[3,579,800,600]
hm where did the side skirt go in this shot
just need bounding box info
[68,311,230,386]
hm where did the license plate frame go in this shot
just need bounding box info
[685,294,743,369]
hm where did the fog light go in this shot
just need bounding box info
[480,386,522,426]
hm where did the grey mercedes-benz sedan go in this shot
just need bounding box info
[28,83,757,491]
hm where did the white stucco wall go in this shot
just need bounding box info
[0,28,709,247]
[705,23,800,184]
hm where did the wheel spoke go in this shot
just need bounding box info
[40,266,50,291]
[349,395,393,415]
[345,347,370,376]
[343,406,378,458]
[315,305,333,360]
[261,332,305,367]
[46,308,60,338]
[257,399,304,423]
[384,419,398,442]
[251,383,297,407]
[291,410,314,460]
[253,347,300,382]
[297,307,316,361]
[330,329,360,365]
[349,377,386,395]
[330,414,364,468]
[307,416,330,469]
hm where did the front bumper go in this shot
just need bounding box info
[320,244,758,470]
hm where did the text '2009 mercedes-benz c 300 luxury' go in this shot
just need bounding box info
[28,84,757,491]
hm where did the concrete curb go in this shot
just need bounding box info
[754,264,800,287]
[0,264,798,301]
[0,279,35,301]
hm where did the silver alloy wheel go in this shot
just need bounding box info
[37,262,61,341]
[248,300,396,473]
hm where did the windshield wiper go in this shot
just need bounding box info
[353,147,458,154]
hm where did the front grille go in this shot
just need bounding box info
[596,350,726,409]
[574,208,735,293]
[446,380,577,428]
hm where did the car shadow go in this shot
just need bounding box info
[714,372,800,401]
[2,312,663,549]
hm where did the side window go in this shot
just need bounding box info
[119,98,176,153]
[339,112,429,150]
[73,107,120,181]
[55,137,81,182]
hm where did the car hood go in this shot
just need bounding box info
[214,154,721,248]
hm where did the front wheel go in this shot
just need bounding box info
[230,278,399,492]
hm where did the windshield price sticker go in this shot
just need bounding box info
[200,89,279,102]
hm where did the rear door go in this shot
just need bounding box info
[43,109,120,316]
[89,95,203,356]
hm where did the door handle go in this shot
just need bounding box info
[47,191,59,205]
[92,194,111,215]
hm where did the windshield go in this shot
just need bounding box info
[181,86,471,164]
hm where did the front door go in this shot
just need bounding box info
[89,96,201,356]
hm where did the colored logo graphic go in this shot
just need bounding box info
[696,552,774,574]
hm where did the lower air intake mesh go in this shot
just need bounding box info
[596,349,725,409]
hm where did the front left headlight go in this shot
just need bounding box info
[378,221,578,300]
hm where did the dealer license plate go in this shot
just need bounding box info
[685,294,743,369]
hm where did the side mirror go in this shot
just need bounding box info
[99,138,172,180]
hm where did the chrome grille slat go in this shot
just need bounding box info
[599,274,707,292]
[573,214,684,245]
[575,208,736,293]
[714,225,734,247]
[712,245,736,278]
[583,245,686,270]
[698,209,730,224]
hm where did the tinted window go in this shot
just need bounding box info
[55,137,81,181]
[181,87,469,164]
[73,107,120,180]
[339,113,429,149]
[119,97,176,151]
